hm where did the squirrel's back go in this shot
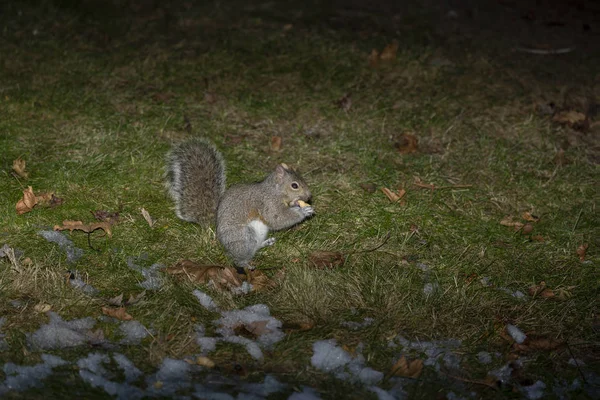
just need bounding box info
[165,139,226,224]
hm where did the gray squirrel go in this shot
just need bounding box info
[165,139,314,270]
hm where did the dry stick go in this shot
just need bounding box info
[413,183,473,190]
[565,341,587,383]
[443,372,499,390]
[572,209,583,232]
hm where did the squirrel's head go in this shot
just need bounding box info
[274,163,312,204]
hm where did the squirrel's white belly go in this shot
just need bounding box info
[248,220,269,243]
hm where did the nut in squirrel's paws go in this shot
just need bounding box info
[290,200,314,217]
[290,200,309,208]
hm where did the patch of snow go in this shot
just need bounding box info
[506,324,526,344]
[393,336,462,371]
[231,281,254,295]
[146,357,192,396]
[77,353,110,376]
[112,353,142,382]
[521,380,546,400]
[193,289,220,312]
[27,312,98,349]
[126,256,165,290]
[311,340,383,385]
[68,271,99,295]
[567,358,585,367]
[477,351,492,365]
[369,386,396,400]
[119,320,149,345]
[288,386,321,400]
[79,370,144,400]
[423,282,439,295]
[38,230,83,263]
[0,353,67,395]
[197,337,218,354]
[499,287,526,299]
[240,375,286,397]
[480,276,492,286]
[221,335,264,360]
[341,317,374,330]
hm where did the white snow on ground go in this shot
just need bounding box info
[119,320,150,345]
[476,351,492,364]
[27,312,99,349]
[0,354,67,395]
[112,353,143,382]
[341,317,374,330]
[390,336,462,371]
[68,271,99,295]
[191,298,285,360]
[126,256,165,290]
[146,357,192,397]
[311,340,383,385]
[193,289,220,312]
[521,380,546,400]
[37,230,83,263]
[506,324,527,344]
[287,387,321,400]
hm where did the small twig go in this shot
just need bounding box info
[348,231,392,254]
[514,46,575,55]
[443,372,498,390]
[565,341,587,384]
[572,209,583,232]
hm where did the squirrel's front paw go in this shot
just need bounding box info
[300,205,315,218]
[262,237,276,247]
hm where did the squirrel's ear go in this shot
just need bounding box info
[275,164,286,180]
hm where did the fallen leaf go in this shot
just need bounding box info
[141,208,154,227]
[107,293,124,306]
[92,210,120,224]
[245,269,277,292]
[34,303,52,313]
[101,306,133,321]
[531,235,545,242]
[245,320,270,336]
[196,356,215,368]
[513,335,563,353]
[53,220,113,237]
[521,223,534,235]
[283,320,315,333]
[522,212,539,222]
[16,186,37,214]
[379,40,399,61]
[576,243,588,261]
[368,49,380,67]
[12,158,29,179]
[335,93,352,112]
[166,260,242,291]
[127,291,146,305]
[380,187,406,203]
[528,281,554,298]
[552,110,586,125]
[390,356,423,378]
[359,183,377,193]
[394,133,419,154]
[499,216,524,230]
[308,251,345,269]
[283,23,293,31]
[271,136,282,152]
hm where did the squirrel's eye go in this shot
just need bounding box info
[291,182,299,189]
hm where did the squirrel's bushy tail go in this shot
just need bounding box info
[165,139,226,224]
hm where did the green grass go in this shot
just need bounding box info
[1,0,599,398]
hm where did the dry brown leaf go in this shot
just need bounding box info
[552,110,586,125]
[246,320,270,336]
[390,356,423,378]
[513,335,563,352]
[107,293,124,306]
[92,210,120,224]
[394,133,419,154]
[576,243,588,261]
[34,303,52,313]
[359,183,377,193]
[166,260,242,290]
[16,186,38,215]
[531,235,545,242]
[368,49,380,67]
[413,177,435,190]
[308,251,345,269]
[283,320,315,333]
[499,216,524,230]
[528,281,556,298]
[196,356,215,368]
[271,136,282,152]
[127,291,146,305]
[101,306,133,321]
[246,269,277,292]
[335,93,352,112]
[381,187,406,203]
[380,40,399,61]
[53,220,113,237]
[141,208,154,227]
[522,223,534,235]
[12,158,29,179]
[522,212,539,222]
